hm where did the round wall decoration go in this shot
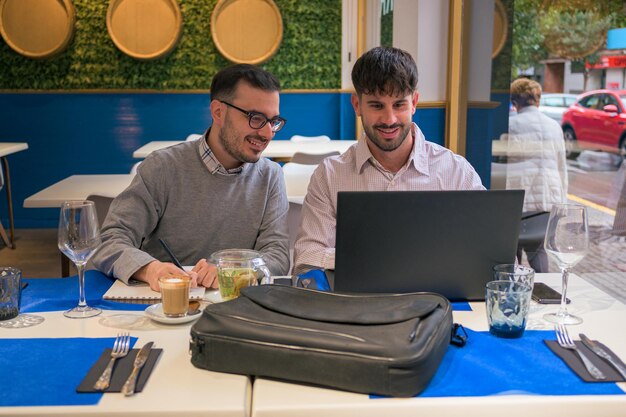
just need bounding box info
[492,0,508,59]
[107,0,182,60]
[0,0,75,59]
[211,0,283,64]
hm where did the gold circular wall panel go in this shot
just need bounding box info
[211,0,283,65]
[0,0,75,59]
[492,0,508,59]
[107,0,182,60]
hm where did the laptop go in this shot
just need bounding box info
[333,190,525,301]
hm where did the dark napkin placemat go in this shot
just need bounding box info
[545,339,626,382]
[77,347,162,393]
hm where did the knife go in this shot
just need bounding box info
[579,334,626,379]
[121,341,154,396]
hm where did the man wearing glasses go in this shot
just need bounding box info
[293,47,484,275]
[92,64,290,291]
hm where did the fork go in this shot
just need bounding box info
[94,333,131,390]
[555,324,606,380]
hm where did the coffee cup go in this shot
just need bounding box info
[0,267,21,321]
[158,275,191,317]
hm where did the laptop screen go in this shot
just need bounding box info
[334,190,524,300]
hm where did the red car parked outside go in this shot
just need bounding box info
[561,89,626,156]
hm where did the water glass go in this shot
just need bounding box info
[493,264,535,288]
[486,280,532,339]
[0,267,21,321]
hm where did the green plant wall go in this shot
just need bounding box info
[0,0,341,90]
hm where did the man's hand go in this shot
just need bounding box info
[133,260,186,291]
[189,258,218,289]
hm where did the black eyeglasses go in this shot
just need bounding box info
[220,101,286,132]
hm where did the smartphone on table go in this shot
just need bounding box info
[532,282,570,304]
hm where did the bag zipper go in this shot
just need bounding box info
[218,312,367,342]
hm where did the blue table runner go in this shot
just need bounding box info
[0,336,138,407]
[373,328,624,398]
[21,271,150,312]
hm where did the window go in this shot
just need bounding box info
[543,97,564,107]
[579,94,601,109]
[564,96,577,106]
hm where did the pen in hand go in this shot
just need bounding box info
[158,238,185,271]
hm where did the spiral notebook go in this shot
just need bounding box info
[103,279,205,302]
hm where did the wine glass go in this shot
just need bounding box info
[543,203,588,325]
[58,200,102,318]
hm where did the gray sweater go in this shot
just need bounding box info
[91,140,290,283]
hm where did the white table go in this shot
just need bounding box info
[0,309,250,416]
[132,140,357,160]
[23,174,135,277]
[23,175,134,208]
[252,273,626,417]
[0,142,29,248]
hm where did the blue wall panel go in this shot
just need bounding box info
[0,92,499,228]
[0,92,355,228]
[413,108,446,146]
[466,107,495,188]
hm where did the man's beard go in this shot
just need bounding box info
[364,122,411,152]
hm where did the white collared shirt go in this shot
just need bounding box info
[293,123,484,274]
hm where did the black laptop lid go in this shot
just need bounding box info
[334,190,524,301]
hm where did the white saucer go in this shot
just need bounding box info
[204,289,225,304]
[145,303,201,325]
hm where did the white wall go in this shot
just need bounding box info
[341,1,358,90]
[392,0,449,101]
[563,61,584,94]
[342,0,495,102]
[606,68,625,90]
[467,0,494,101]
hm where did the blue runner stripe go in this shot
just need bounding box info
[22,271,149,312]
[0,337,138,407]
[372,328,624,398]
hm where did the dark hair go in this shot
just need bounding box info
[210,64,281,101]
[351,47,418,97]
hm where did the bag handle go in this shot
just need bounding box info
[241,285,444,324]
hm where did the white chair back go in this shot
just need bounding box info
[282,162,317,197]
[291,151,339,165]
[186,133,203,141]
[86,194,115,227]
[289,135,331,143]
[130,161,142,176]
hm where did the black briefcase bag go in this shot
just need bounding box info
[189,285,453,397]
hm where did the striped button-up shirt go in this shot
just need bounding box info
[293,123,485,274]
[198,129,244,176]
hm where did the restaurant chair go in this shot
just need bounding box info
[517,211,550,272]
[186,133,203,141]
[282,162,317,197]
[86,194,114,228]
[0,168,11,248]
[130,161,142,176]
[291,151,339,165]
[490,162,506,190]
[289,135,331,143]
